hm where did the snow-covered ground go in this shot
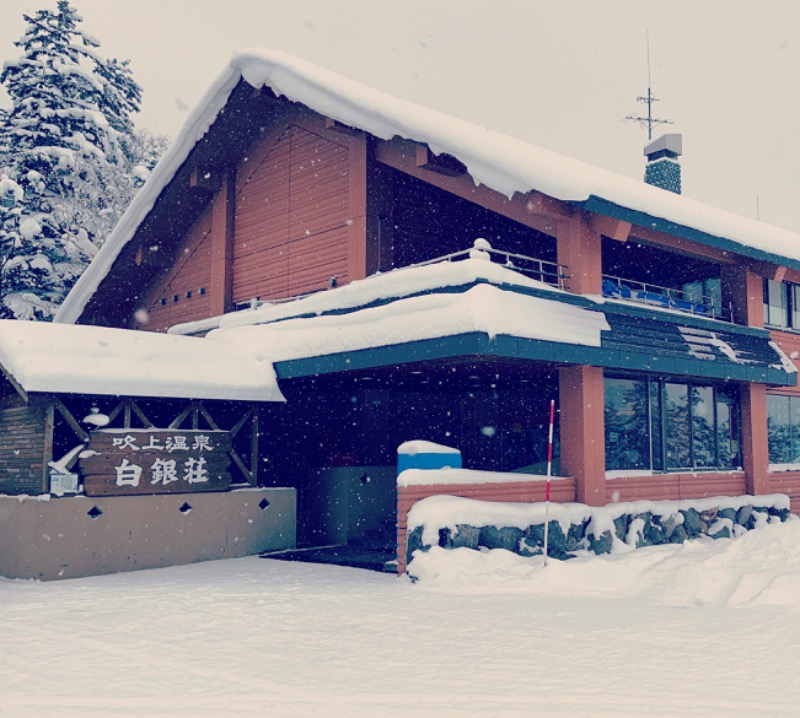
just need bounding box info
[3,521,800,717]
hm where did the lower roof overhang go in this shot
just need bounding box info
[274,324,796,387]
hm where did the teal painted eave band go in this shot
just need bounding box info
[579,195,800,273]
[274,331,797,386]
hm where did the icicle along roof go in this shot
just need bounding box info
[56,48,800,324]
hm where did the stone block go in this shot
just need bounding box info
[668,525,688,544]
[587,529,613,555]
[613,514,628,541]
[450,525,480,550]
[735,505,753,528]
[478,525,522,552]
[680,508,703,537]
[718,508,736,523]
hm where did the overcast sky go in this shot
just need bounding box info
[2,1,800,233]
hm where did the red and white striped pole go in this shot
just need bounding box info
[543,399,555,567]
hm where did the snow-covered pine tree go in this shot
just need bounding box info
[0,1,146,319]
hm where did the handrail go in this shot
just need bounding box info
[601,273,734,322]
[410,239,570,290]
[235,239,570,310]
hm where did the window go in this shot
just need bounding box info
[604,378,651,472]
[763,279,800,329]
[767,394,800,465]
[683,277,723,318]
[604,377,741,472]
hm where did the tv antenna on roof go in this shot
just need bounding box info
[623,30,673,140]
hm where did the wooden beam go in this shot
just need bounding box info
[130,399,154,428]
[589,213,631,242]
[199,404,221,431]
[169,403,194,429]
[0,363,28,402]
[375,137,570,235]
[324,117,363,136]
[250,407,259,485]
[42,401,55,493]
[53,398,90,443]
[631,224,735,264]
[414,145,467,176]
[189,166,221,195]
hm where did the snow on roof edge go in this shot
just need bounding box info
[56,48,800,324]
[54,62,244,324]
[0,320,285,402]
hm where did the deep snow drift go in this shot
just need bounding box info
[2,520,800,717]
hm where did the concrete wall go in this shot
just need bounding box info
[0,487,296,581]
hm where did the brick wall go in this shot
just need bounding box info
[0,394,48,495]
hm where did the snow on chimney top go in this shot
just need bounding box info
[644,133,682,194]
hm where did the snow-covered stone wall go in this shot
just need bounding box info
[404,494,794,571]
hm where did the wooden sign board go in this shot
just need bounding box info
[81,429,233,497]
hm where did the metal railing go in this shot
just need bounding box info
[601,274,733,322]
[410,239,570,290]
[234,240,570,311]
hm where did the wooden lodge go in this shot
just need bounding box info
[2,49,800,578]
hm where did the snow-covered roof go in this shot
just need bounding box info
[169,254,563,335]
[55,48,800,325]
[207,282,608,365]
[0,321,283,402]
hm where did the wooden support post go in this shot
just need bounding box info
[558,365,606,506]
[42,401,55,493]
[720,265,764,327]
[556,212,603,295]
[209,170,236,316]
[250,407,260,486]
[741,383,770,496]
[347,134,368,282]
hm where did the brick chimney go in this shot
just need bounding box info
[644,133,682,194]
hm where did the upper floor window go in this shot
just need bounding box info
[763,279,800,329]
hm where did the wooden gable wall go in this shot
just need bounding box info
[233,123,352,303]
[134,107,366,332]
[138,205,213,332]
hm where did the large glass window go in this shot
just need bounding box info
[716,388,740,469]
[762,279,800,329]
[665,383,691,469]
[767,394,800,465]
[604,378,650,471]
[605,377,741,473]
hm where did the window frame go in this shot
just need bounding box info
[604,375,742,473]
[763,278,800,330]
[766,393,800,467]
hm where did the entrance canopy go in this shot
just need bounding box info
[0,321,284,402]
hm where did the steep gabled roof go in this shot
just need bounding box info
[55,48,800,324]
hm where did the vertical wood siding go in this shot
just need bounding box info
[233,125,351,303]
[139,206,213,332]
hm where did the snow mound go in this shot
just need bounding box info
[407,520,800,609]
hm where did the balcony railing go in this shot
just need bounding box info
[602,274,733,322]
[411,239,569,290]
